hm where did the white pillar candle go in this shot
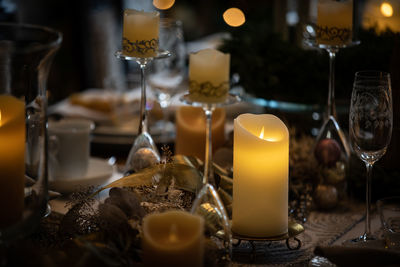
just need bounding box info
[0,95,25,228]
[142,210,204,267]
[188,48,230,103]
[232,114,289,237]
[317,0,353,45]
[122,9,159,57]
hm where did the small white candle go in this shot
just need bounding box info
[189,49,230,103]
[317,0,353,45]
[142,210,204,267]
[0,95,25,228]
[232,114,289,237]
[123,9,159,57]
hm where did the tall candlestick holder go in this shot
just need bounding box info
[116,50,170,174]
[305,39,359,160]
[304,17,360,204]
[180,93,239,260]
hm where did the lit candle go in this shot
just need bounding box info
[122,9,159,58]
[317,0,353,45]
[189,49,230,103]
[232,114,289,237]
[0,95,25,228]
[142,210,204,267]
[175,106,225,160]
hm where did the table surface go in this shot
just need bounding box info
[49,192,385,266]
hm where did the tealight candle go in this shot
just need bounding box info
[189,49,230,103]
[175,106,225,160]
[317,0,353,45]
[0,95,25,228]
[122,9,159,57]
[232,114,289,237]
[142,210,204,267]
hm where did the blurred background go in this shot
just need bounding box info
[2,0,400,197]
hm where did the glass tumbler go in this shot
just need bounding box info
[0,23,62,244]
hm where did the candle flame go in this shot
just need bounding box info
[259,126,264,139]
[168,223,179,243]
[381,2,393,17]
[259,126,278,141]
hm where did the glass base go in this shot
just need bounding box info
[115,49,171,62]
[124,132,160,174]
[180,93,240,109]
[343,233,379,247]
[315,115,350,159]
[191,183,232,259]
[304,39,360,52]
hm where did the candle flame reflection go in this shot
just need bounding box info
[168,223,179,243]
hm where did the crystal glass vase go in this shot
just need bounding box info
[0,23,62,244]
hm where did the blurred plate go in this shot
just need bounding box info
[49,157,114,194]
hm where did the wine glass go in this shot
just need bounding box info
[349,71,393,242]
[149,19,186,142]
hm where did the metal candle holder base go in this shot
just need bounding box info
[232,221,305,254]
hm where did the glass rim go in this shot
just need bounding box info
[0,22,63,53]
[355,70,390,79]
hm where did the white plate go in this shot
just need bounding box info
[49,157,114,194]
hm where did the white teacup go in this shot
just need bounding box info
[48,119,94,179]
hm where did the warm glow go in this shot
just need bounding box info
[381,2,393,17]
[153,0,175,10]
[168,224,178,243]
[223,7,245,27]
[0,111,2,127]
[259,126,278,141]
[259,126,264,139]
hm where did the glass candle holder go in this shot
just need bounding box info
[0,23,62,244]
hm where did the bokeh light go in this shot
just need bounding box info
[153,0,175,10]
[380,2,393,17]
[223,7,245,27]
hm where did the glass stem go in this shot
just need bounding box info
[139,62,148,134]
[327,50,337,119]
[203,107,214,185]
[365,162,373,238]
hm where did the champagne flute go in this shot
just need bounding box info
[149,19,186,142]
[349,71,393,242]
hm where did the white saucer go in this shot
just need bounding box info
[49,157,114,194]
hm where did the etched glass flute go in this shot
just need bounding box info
[349,71,392,242]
